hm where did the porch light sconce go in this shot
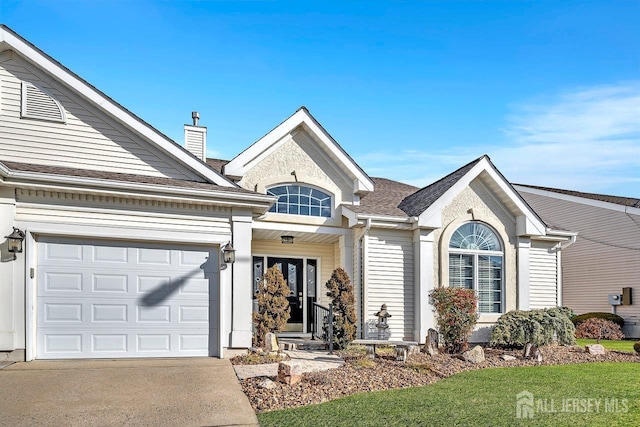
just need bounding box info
[281,235,294,245]
[6,227,25,260]
[222,242,236,264]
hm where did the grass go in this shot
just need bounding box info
[257,363,640,427]
[576,339,637,353]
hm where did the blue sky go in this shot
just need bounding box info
[3,1,639,197]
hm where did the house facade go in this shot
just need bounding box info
[1,26,573,361]
[516,184,640,338]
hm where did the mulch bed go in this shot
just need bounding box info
[237,345,639,413]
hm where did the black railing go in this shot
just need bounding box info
[312,302,334,354]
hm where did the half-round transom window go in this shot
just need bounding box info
[267,184,332,217]
[449,222,503,314]
[449,222,502,251]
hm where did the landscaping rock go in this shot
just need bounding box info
[278,361,303,385]
[523,343,543,362]
[586,344,606,355]
[424,328,439,356]
[500,355,517,361]
[461,345,485,364]
[257,379,277,390]
[265,332,279,353]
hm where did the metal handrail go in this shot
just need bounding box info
[312,302,334,354]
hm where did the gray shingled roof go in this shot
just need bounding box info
[206,158,229,174]
[0,161,257,194]
[398,156,485,217]
[516,184,640,208]
[346,177,419,217]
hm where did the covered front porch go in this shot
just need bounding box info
[251,223,354,337]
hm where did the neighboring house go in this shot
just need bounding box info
[515,184,640,338]
[0,26,574,361]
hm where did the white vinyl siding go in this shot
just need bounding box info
[366,229,414,341]
[529,240,558,309]
[15,189,232,237]
[0,54,200,180]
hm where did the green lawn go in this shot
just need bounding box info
[258,363,640,427]
[576,339,637,352]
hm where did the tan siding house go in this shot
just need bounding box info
[516,185,640,338]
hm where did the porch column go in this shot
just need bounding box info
[413,228,435,343]
[517,237,531,310]
[230,209,253,348]
[339,233,354,281]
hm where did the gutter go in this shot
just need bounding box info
[0,167,276,210]
[358,218,372,339]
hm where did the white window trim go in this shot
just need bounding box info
[448,222,505,314]
[266,183,335,219]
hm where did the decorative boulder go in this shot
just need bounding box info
[277,361,303,385]
[424,328,439,356]
[265,332,279,353]
[461,345,485,364]
[257,379,277,390]
[586,344,606,355]
[500,355,517,361]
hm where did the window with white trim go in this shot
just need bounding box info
[449,222,503,313]
[267,184,332,217]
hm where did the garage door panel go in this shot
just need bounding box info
[37,238,219,359]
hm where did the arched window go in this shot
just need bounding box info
[267,184,332,217]
[449,222,503,313]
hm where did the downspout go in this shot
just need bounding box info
[359,217,372,338]
[560,234,577,250]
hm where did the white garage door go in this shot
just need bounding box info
[37,237,219,359]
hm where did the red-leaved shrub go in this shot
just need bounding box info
[575,318,625,342]
[429,287,478,353]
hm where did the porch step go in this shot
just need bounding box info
[278,338,328,351]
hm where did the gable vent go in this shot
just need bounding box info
[21,81,66,123]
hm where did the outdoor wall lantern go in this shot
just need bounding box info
[281,235,294,245]
[6,227,25,260]
[222,242,236,264]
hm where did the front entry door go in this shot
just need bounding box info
[268,258,304,332]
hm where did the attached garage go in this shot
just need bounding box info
[36,237,219,359]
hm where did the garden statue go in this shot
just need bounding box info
[374,304,392,339]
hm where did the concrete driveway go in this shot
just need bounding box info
[0,358,258,427]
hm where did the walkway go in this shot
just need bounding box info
[233,348,344,380]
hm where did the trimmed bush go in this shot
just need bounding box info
[634,342,640,354]
[252,266,291,347]
[575,318,625,341]
[325,268,357,350]
[490,307,576,348]
[429,287,479,353]
[572,312,624,328]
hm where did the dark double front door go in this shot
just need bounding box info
[253,256,317,333]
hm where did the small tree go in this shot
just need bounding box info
[429,287,479,353]
[326,267,357,349]
[252,266,291,347]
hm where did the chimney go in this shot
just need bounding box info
[184,111,207,161]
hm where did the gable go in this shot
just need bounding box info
[239,129,356,205]
[0,26,234,187]
[225,107,374,196]
[0,52,202,180]
[409,156,547,236]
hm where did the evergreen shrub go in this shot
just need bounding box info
[490,307,575,348]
